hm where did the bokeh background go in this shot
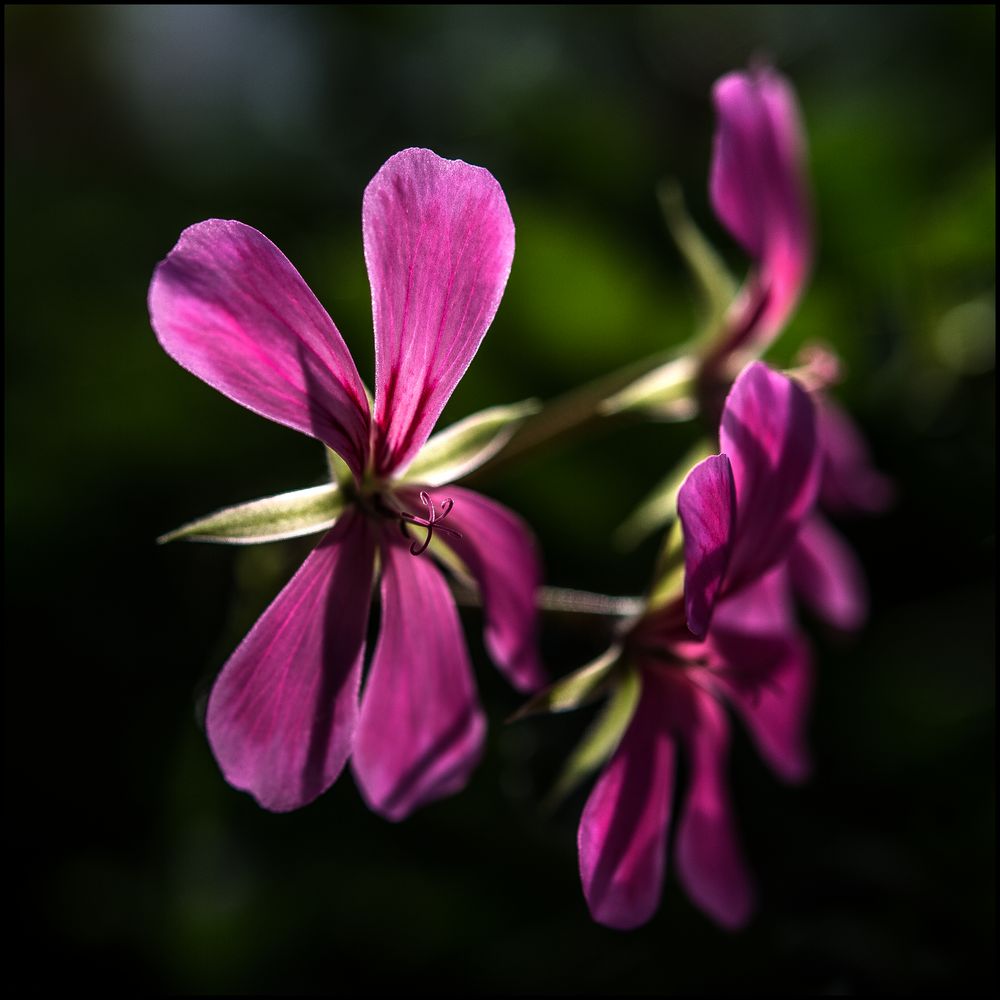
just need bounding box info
[5,5,994,994]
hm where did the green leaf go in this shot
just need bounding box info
[657,178,738,339]
[397,399,541,486]
[614,438,714,550]
[508,645,622,722]
[600,353,698,419]
[543,663,642,811]
[157,483,344,545]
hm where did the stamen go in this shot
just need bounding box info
[398,492,462,556]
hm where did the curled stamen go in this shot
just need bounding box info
[399,492,462,556]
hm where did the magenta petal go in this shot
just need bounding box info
[721,362,821,592]
[675,685,755,930]
[364,149,516,475]
[149,220,372,477]
[816,395,895,515]
[710,68,811,343]
[432,486,546,693]
[790,514,869,632]
[678,454,737,638]
[578,671,676,930]
[205,511,375,812]
[352,537,486,821]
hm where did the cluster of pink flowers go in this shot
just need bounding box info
[150,66,889,930]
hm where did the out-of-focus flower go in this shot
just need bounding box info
[150,148,544,819]
[709,65,812,359]
[578,363,821,929]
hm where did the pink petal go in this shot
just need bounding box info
[674,684,755,930]
[578,670,677,930]
[720,362,821,593]
[205,510,375,812]
[789,514,869,632]
[429,486,546,693]
[710,67,811,345]
[677,454,737,638]
[816,395,895,515]
[725,632,814,785]
[149,220,372,477]
[352,534,487,821]
[364,149,516,476]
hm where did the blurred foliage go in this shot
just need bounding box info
[5,5,994,994]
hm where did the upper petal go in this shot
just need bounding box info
[430,486,546,694]
[674,684,755,930]
[578,669,677,930]
[205,510,376,812]
[710,67,811,344]
[720,362,821,593]
[677,454,737,638]
[149,220,372,477]
[364,148,515,475]
[789,513,869,632]
[351,534,486,821]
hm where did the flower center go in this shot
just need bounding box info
[397,491,462,556]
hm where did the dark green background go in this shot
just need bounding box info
[6,5,994,994]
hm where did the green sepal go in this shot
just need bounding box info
[325,447,355,490]
[657,178,738,343]
[397,399,541,486]
[157,483,344,546]
[600,353,698,420]
[508,645,622,722]
[614,438,714,550]
[647,518,686,613]
[543,663,642,812]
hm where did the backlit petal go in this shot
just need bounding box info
[675,685,755,929]
[364,149,515,475]
[149,220,371,476]
[432,486,546,693]
[710,68,811,344]
[578,670,676,930]
[352,535,486,821]
[720,362,821,592]
[677,454,737,637]
[205,511,375,812]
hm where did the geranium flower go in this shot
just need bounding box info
[578,362,820,929]
[149,148,545,819]
[709,64,812,358]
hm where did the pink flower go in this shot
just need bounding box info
[149,148,545,819]
[579,362,821,929]
[709,65,812,357]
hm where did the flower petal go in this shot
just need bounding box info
[675,684,755,930]
[149,220,372,476]
[720,362,821,592]
[433,486,546,693]
[710,67,811,343]
[205,510,375,812]
[816,395,895,515]
[364,148,516,475]
[578,670,676,930]
[709,572,814,783]
[677,454,737,637]
[789,514,869,631]
[352,536,486,821]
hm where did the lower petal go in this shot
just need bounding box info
[434,486,546,693]
[206,511,375,812]
[789,514,868,631]
[578,670,677,930]
[675,686,755,930]
[352,537,486,821]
